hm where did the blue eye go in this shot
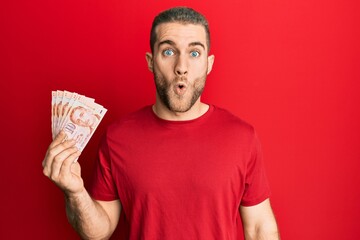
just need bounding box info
[163,49,174,56]
[190,51,200,57]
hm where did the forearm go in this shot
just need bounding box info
[65,189,112,240]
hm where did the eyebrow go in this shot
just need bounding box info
[188,41,205,50]
[158,40,206,50]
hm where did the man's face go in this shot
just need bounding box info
[146,22,214,113]
[71,107,94,127]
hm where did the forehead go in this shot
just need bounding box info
[155,22,207,49]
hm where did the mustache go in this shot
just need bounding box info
[174,76,187,82]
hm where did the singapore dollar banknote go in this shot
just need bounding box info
[51,90,107,153]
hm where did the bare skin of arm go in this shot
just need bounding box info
[240,199,280,240]
[42,131,121,239]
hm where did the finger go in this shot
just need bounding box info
[48,146,79,182]
[57,151,82,192]
[43,139,76,173]
[49,131,68,149]
[42,131,70,169]
[59,150,82,180]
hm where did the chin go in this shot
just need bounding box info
[168,100,195,113]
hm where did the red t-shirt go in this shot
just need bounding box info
[89,105,270,239]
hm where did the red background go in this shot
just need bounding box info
[1,0,359,239]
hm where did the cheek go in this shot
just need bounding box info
[155,57,174,70]
[190,61,208,76]
[154,63,174,79]
[86,114,93,121]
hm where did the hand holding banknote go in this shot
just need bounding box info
[43,90,107,193]
[43,131,83,194]
[51,90,107,152]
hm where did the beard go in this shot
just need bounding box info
[154,73,207,113]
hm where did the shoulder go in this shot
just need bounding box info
[210,105,256,135]
[105,105,153,137]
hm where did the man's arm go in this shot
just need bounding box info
[43,131,121,239]
[240,199,280,240]
[65,191,121,239]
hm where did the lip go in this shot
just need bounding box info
[173,82,187,96]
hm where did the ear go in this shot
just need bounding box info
[207,55,215,74]
[145,52,153,72]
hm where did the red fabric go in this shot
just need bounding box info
[89,105,270,239]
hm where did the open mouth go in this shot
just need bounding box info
[174,83,187,95]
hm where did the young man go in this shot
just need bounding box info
[42,7,280,240]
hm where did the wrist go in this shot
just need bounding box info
[64,186,87,201]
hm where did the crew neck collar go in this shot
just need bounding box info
[149,104,214,126]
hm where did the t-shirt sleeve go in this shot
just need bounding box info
[240,131,271,206]
[88,133,119,201]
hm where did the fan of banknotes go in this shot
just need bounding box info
[51,90,107,152]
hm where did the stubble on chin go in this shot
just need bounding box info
[154,73,206,113]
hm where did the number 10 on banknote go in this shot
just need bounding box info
[51,90,107,153]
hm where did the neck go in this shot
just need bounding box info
[152,99,209,121]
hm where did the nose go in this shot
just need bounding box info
[174,54,188,76]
